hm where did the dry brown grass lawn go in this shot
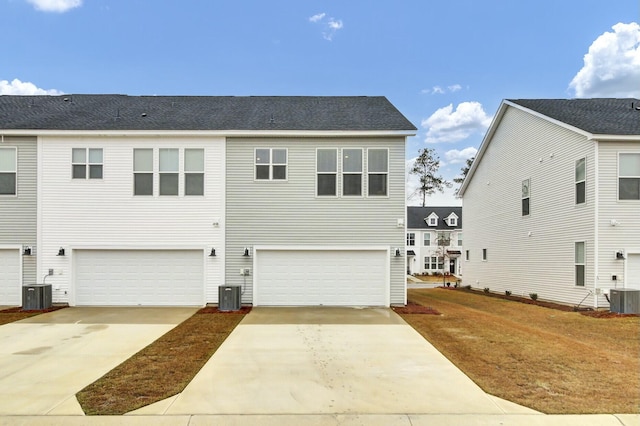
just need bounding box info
[0,306,66,325]
[397,288,640,414]
[76,308,248,415]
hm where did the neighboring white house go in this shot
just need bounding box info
[0,95,416,307]
[406,206,462,277]
[459,98,640,309]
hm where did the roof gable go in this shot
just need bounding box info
[0,95,417,133]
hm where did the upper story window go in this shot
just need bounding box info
[522,178,530,216]
[367,149,388,196]
[426,213,438,227]
[342,149,362,196]
[184,149,204,196]
[134,149,154,196]
[436,231,451,246]
[406,232,415,246]
[447,214,458,227]
[457,233,463,246]
[619,153,640,200]
[72,148,103,179]
[575,158,586,204]
[317,149,337,196]
[423,232,431,246]
[0,147,17,195]
[159,148,179,196]
[256,148,287,181]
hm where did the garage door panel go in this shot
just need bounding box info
[75,250,203,306]
[0,249,21,306]
[628,254,640,290]
[256,250,387,306]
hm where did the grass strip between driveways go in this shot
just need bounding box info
[396,288,640,414]
[76,308,249,415]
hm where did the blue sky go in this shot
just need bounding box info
[2,0,639,205]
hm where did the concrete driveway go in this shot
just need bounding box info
[130,307,536,416]
[0,307,196,415]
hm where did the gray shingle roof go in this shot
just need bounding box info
[0,95,416,132]
[407,206,462,229]
[508,98,640,135]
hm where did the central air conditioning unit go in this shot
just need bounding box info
[609,289,640,314]
[22,284,53,310]
[218,285,241,312]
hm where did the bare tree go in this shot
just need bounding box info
[453,156,475,197]
[409,148,451,207]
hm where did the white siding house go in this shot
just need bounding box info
[459,99,640,309]
[1,95,415,307]
[406,206,463,277]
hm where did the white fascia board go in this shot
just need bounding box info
[589,134,640,142]
[0,129,416,138]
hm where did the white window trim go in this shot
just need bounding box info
[366,148,389,197]
[342,148,363,197]
[255,148,288,182]
[0,146,17,196]
[423,232,431,246]
[575,241,586,287]
[316,148,338,197]
[618,152,640,201]
[133,148,155,196]
[184,148,205,196]
[426,213,439,227]
[159,148,180,196]
[522,178,530,217]
[406,232,415,246]
[575,157,586,205]
[72,148,103,180]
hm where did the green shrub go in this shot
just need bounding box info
[529,293,538,301]
[483,287,490,293]
[505,290,512,296]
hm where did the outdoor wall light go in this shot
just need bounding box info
[395,248,401,257]
[57,247,65,256]
[243,247,251,257]
[209,248,216,257]
[23,246,32,256]
[616,250,625,260]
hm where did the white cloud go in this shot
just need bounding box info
[444,147,478,165]
[422,84,463,95]
[569,22,640,98]
[0,78,63,95]
[422,102,492,144]
[26,0,82,12]
[309,12,343,41]
[309,13,325,23]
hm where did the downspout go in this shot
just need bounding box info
[593,141,599,309]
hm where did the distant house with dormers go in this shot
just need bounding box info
[406,206,462,276]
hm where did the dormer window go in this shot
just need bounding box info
[425,213,439,227]
[446,212,458,227]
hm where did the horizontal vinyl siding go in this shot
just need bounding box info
[597,141,640,297]
[38,136,225,305]
[0,136,37,285]
[226,137,406,305]
[462,106,596,306]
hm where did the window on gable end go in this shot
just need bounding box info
[575,242,585,286]
[0,147,17,195]
[522,178,530,216]
[575,158,586,204]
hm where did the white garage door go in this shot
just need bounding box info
[0,249,21,306]
[74,250,204,306]
[628,254,640,290]
[255,250,388,306]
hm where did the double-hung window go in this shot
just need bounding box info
[367,149,388,196]
[575,158,586,204]
[134,149,154,196]
[423,232,431,246]
[522,179,530,216]
[255,148,287,180]
[407,233,415,246]
[184,149,204,196]
[0,147,16,195]
[619,153,640,200]
[457,233,463,246]
[575,242,585,286]
[159,148,179,196]
[317,149,337,196]
[342,149,362,196]
[72,148,103,179]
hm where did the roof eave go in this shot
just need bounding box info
[589,134,640,142]
[0,129,417,138]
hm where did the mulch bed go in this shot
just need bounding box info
[392,302,440,315]
[0,305,67,314]
[197,305,253,314]
[443,287,640,318]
